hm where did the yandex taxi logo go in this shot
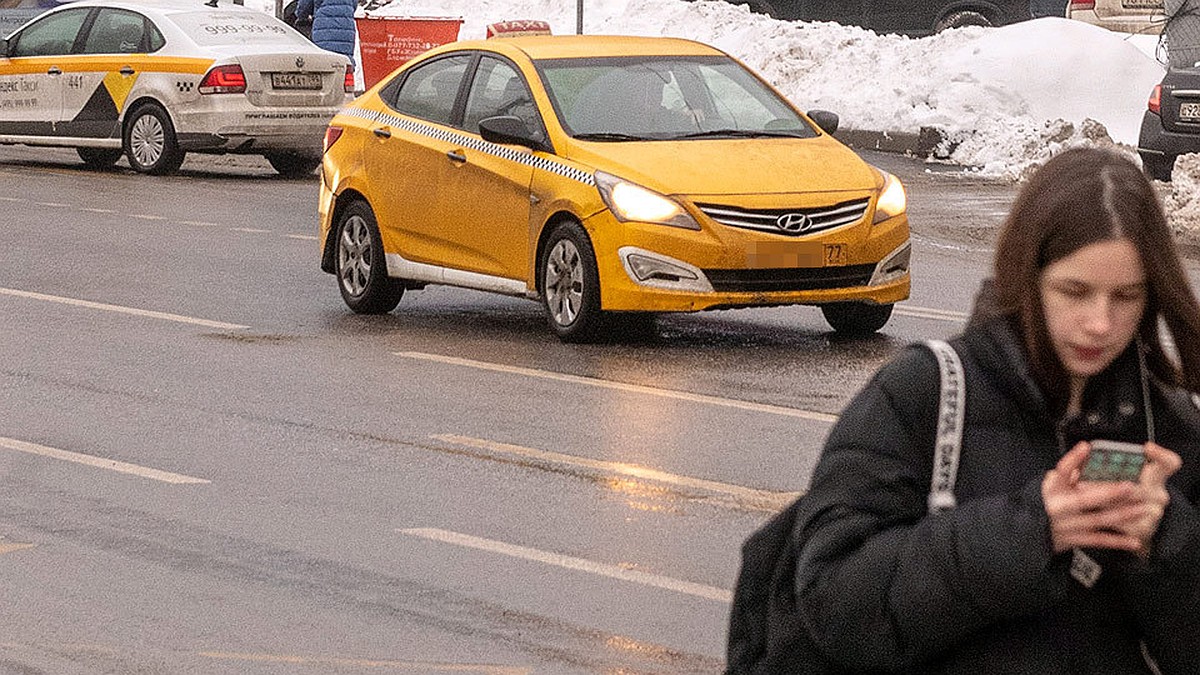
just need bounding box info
[102,70,137,113]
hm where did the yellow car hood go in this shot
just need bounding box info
[562,134,881,197]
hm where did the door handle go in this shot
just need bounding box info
[119,66,134,75]
[47,66,61,75]
[372,127,391,139]
[446,150,466,163]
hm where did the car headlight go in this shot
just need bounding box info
[595,171,700,230]
[872,171,907,224]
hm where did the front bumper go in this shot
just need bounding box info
[585,208,911,312]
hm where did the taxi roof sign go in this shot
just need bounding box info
[486,20,551,38]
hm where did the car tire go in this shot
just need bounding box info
[265,151,322,177]
[124,103,185,175]
[1143,154,1174,182]
[821,302,894,335]
[76,147,123,169]
[540,221,608,343]
[334,200,404,314]
[935,10,991,32]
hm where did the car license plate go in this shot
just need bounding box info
[1180,102,1200,121]
[824,244,847,266]
[271,72,322,90]
[1122,0,1161,7]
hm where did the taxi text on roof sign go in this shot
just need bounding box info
[486,20,551,38]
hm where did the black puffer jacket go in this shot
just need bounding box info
[793,312,1200,674]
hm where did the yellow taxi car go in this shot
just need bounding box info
[317,35,911,341]
[0,0,352,175]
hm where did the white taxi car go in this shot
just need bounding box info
[0,0,352,175]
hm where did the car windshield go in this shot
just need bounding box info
[169,10,309,47]
[535,55,817,141]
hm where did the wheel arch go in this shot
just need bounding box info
[321,188,370,274]
[121,96,176,134]
[533,210,587,294]
[934,3,1001,29]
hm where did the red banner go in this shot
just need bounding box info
[355,16,463,90]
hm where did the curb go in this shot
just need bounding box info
[834,126,951,158]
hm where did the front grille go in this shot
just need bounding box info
[694,198,870,237]
[704,264,875,293]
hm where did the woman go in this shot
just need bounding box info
[794,147,1200,673]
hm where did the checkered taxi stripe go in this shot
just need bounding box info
[341,107,596,187]
[175,81,194,93]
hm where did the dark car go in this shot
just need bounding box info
[1136,67,1200,181]
[711,0,1034,35]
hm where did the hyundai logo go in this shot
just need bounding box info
[296,56,305,69]
[775,212,811,233]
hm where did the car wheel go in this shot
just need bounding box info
[821,302,894,335]
[1142,154,1174,182]
[540,222,607,342]
[934,10,991,32]
[335,200,403,314]
[124,103,185,175]
[76,147,123,169]
[265,151,322,178]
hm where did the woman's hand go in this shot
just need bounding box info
[1042,441,1181,554]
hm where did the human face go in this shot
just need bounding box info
[1040,238,1147,383]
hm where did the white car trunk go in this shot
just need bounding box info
[232,52,348,108]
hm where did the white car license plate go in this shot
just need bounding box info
[271,72,322,90]
[1180,102,1200,121]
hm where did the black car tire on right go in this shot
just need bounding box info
[124,102,185,175]
[76,147,124,169]
[334,200,404,314]
[934,10,991,31]
[540,221,608,342]
[265,151,322,177]
[1142,154,1174,182]
[821,301,894,335]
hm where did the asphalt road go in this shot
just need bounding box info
[0,145,1193,674]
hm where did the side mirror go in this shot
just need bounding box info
[0,39,8,59]
[479,115,548,152]
[806,109,839,135]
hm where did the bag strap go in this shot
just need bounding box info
[924,339,965,515]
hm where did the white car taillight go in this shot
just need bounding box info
[199,64,247,94]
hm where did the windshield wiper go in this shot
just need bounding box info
[573,132,653,141]
[670,129,810,139]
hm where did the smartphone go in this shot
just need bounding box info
[1080,440,1146,482]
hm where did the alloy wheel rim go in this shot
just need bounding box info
[545,240,583,326]
[338,215,372,297]
[130,114,165,167]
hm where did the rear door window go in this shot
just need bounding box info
[81,8,148,54]
[389,55,471,126]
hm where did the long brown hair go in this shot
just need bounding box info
[991,147,1200,408]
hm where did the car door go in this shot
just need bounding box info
[796,0,866,25]
[0,6,89,137]
[59,7,152,140]
[444,54,539,280]
[367,53,471,268]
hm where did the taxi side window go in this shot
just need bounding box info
[462,56,544,142]
[82,9,148,55]
[10,8,89,57]
[389,55,471,127]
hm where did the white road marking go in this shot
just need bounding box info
[231,227,271,234]
[0,287,248,330]
[0,436,209,484]
[285,234,320,241]
[130,214,165,221]
[200,652,529,673]
[400,528,733,603]
[33,202,69,208]
[895,305,968,322]
[396,352,837,423]
[0,197,20,202]
[434,433,800,510]
[81,207,116,214]
[178,220,221,227]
